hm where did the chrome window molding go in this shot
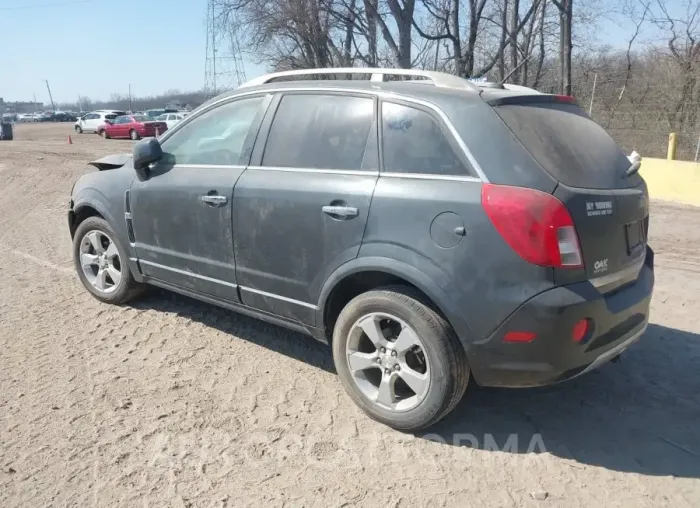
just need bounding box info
[194,86,488,182]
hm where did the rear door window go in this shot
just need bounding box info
[262,94,375,170]
[381,102,469,176]
[494,102,640,189]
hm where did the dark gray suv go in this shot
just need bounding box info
[68,69,654,430]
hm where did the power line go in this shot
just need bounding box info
[0,0,96,11]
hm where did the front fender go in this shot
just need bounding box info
[71,187,143,282]
[316,254,477,352]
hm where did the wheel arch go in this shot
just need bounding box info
[317,257,477,351]
[69,204,104,238]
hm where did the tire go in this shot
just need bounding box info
[75,125,83,134]
[130,129,139,140]
[100,129,109,139]
[332,286,469,431]
[73,217,144,304]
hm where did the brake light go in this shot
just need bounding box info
[481,184,583,268]
[554,94,576,104]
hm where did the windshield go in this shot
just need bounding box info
[494,102,641,189]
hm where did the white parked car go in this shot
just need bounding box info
[17,113,35,122]
[74,110,126,134]
[156,112,189,129]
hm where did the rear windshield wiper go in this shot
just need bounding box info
[625,151,641,177]
[626,160,641,177]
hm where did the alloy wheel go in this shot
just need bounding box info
[79,230,122,294]
[345,312,431,412]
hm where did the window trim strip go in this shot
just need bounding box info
[246,165,379,176]
[192,86,488,182]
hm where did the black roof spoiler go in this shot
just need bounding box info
[484,93,578,107]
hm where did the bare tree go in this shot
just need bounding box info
[412,0,540,77]
[552,0,574,95]
[363,0,416,68]
[650,0,700,130]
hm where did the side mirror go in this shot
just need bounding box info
[133,138,163,177]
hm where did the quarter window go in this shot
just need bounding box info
[161,96,264,166]
[262,94,374,170]
[381,102,467,176]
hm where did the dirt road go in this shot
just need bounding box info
[1,123,699,507]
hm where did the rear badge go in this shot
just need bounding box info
[586,201,613,217]
[594,259,609,273]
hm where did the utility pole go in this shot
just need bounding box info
[588,73,597,116]
[45,80,56,111]
[212,0,217,96]
[128,84,132,113]
[33,93,37,112]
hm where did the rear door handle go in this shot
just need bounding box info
[322,205,359,219]
[201,194,228,206]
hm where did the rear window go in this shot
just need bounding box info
[105,114,117,120]
[133,115,149,122]
[494,102,639,189]
[262,94,374,171]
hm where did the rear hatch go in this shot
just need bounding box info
[490,96,649,287]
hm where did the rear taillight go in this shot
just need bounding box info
[481,184,583,268]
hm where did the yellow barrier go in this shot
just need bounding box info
[639,158,700,207]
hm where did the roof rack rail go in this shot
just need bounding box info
[239,67,481,92]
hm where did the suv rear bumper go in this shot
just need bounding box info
[469,247,655,388]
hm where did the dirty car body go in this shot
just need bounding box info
[68,69,654,430]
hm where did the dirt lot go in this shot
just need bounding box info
[1,122,699,507]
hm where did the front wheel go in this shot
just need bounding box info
[130,129,139,140]
[75,125,83,134]
[100,129,109,139]
[73,217,144,304]
[332,286,469,431]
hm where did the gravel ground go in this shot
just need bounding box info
[1,123,699,507]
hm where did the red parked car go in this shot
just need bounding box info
[99,115,168,140]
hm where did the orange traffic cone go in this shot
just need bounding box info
[67,135,72,144]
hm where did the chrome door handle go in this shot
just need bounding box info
[201,195,228,206]
[322,205,359,218]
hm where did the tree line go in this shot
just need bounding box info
[64,0,700,159]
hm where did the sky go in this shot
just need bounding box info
[0,0,684,105]
[0,0,266,104]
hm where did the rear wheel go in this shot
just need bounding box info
[73,217,144,304]
[130,129,139,140]
[332,286,469,431]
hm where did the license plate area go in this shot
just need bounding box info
[625,220,645,256]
